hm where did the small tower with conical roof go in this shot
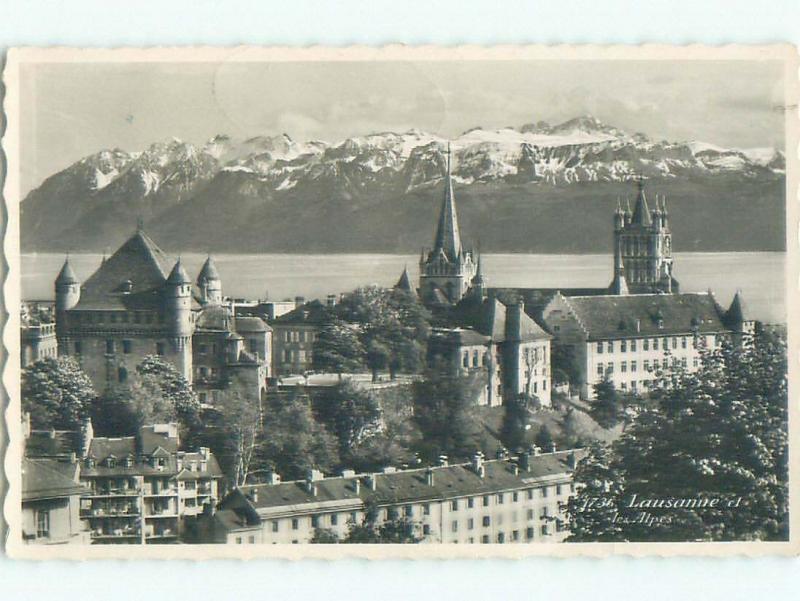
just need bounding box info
[197,256,223,305]
[724,289,755,341]
[55,257,81,348]
[165,259,193,380]
[418,143,477,305]
[469,252,487,300]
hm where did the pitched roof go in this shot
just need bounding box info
[453,297,550,343]
[22,458,85,501]
[228,451,583,517]
[196,304,234,331]
[198,256,221,282]
[235,316,271,333]
[561,292,728,339]
[25,429,78,457]
[272,300,330,326]
[630,181,652,227]
[725,291,748,325]
[394,267,415,294]
[432,327,491,347]
[74,230,173,311]
[166,259,192,285]
[431,147,462,262]
[55,259,79,285]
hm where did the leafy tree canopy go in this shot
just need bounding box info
[22,357,96,432]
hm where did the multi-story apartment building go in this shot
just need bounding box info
[195,449,582,544]
[79,423,224,544]
[270,299,329,376]
[542,291,754,399]
[22,457,90,545]
[54,229,270,403]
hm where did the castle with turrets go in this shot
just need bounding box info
[54,228,270,405]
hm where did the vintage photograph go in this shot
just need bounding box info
[3,46,798,557]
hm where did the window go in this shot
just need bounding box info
[481,535,490,544]
[497,532,505,543]
[331,514,338,526]
[596,362,603,376]
[681,357,687,368]
[156,342,165,356]
[597,342,603,354]
[652,338,659,350]
[527,509,534,520]
[631,360,638,372]
[526,489,533,500]
[672,337,677,349]
[631,339,637,352]
[291,518,299,530]
[404,505,413,517]
[620,340,627,352]
[497,493,504,504]
[621,361,627,373]
[681,337,688,349]
[122,340,132,354]
[118,367,128,383]
[467,518,474,530]
[482,516,491,527]
[541,525,550,536]
[512,530,520,541]
[643,339,649,351]
[451,499,458,511]
[311,516,319,528]
[462,352,469,368]
[468,497,474,509]
[36,510,50,538]
[512,492,519,502]
[422,525,431,535]
[644,359,651,371]
[423,503,430,516]
[74,341,82,355]
[106,339,115,354]
[606,341,613,353]
[693,357,699,368]
[483,495,490,507]
[526,527,534,540]
[541,487,549,498]
[472,350,479,367]
[662,358,669,369]
[556,485,563,496]
[236,537,242,544]
[607,363,614,374]
[452,521,458,533]
[248,536,255,544]
[541,507,549,518]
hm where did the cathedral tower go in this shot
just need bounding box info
[610,180,678,294]
[419,144,477,305]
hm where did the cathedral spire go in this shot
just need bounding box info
[630,177,652,227]
[432,142,462,262]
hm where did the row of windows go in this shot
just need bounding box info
[597,336,699,354]
[281,330,317,343]
[75,311,163,325]
[283,349,311,363]
[596,356,695,376]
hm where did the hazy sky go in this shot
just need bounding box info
[20,59,786,195]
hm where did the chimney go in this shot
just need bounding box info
[425,467,435,487]
[512,464,519,476]
[353,479,361,494]
[437,455,449,467]
[567,451,578,469]
[471,451,485,478]
[306,468,323,495]
[266,471,281,485]
[519,451,531,473]
[294,296,306,308]
[80,418,94,458]
[367,474,378,491]
[635,319,641,333]
[550,442,557,454]
[340,469,356,478]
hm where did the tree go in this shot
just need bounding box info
[412,371,484,462]
[312,319,364,376]
[342,501,421,544]
[310,528,339,544]
[567,332,788,542]
[500,394,530,451]
[590,379,623,429]
[534,424,555,452]
[22,357,96,433]
[312,381,383,462]
[259,389,340,480]
[136,355,199,426]
[214,389,262,487]
[365,339,391,382]
[564,444,627,542]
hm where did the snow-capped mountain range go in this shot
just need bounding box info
[21,116,785,254]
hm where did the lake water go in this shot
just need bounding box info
[21,252,786,323]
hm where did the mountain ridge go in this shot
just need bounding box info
[21,116,785,254]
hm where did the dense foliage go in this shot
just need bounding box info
[22,357,96,432]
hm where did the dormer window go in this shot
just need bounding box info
[124,456,134,468]
[106,457,116,469]
[85,458,95,469]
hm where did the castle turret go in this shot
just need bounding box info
[55,257,81,344]
[197,256,223,305]
[165,259,193,380]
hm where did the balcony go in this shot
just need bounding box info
[90,527,140,540]
[81,507,140,519]
[143,488,178,497]
[86,488,140,498]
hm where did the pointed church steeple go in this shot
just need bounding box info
[432,143,462,262]
[394,265,415,295]
[630,178,652,226]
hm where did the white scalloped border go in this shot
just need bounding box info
[2,44,799,559]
